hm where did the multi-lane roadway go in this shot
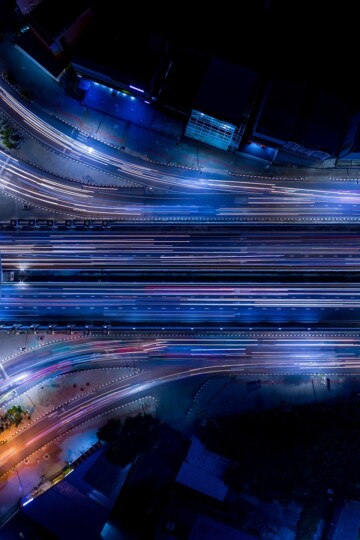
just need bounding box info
[0,332,359,478]
[1,226,360,328]
[2,82,360,222]
[2,57,360,518]
[1,281,360,327]
[2,227,360,272]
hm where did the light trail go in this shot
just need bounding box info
[3,86,360,220]
[2,229,360,271]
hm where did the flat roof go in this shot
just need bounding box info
[27,0,91,39]
[195,57,259,124]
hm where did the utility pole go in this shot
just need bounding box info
[15,468,24,492]
[311,378,318,402]
[27,393,37,412]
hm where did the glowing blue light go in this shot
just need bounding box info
[249,142,261,149]
[129,85,144,93]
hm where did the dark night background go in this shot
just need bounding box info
[1,1,360,539]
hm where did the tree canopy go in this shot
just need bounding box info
[198,394,360,539]
[97,413,161,467]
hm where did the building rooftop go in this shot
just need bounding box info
[11,444,128,540]
[176,437,235,502]
[26,0,91,40]
[194,57,260,125]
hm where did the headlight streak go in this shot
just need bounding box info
[1,333,360,475]
[2,230,360,272]
[2,76,360,484]
[3,87,360,219]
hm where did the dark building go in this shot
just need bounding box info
[184,57,261,152]
[249,76,354,165]
[24,0,93,59]
[338,112,360,165]
[9,1,360,163]
[16,0,43,16]
[101,424,190,539]
[14,0,94,79]
[1,443,129,540]
[71,10,171,104]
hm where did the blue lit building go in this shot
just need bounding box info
[184,57,260,152]
[71,10,171,105]
[10,1,360,166]
[249,75,354,167]
[15,0,94,80]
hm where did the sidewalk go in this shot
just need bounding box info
[0,331,157,522]
[0,33,303,180]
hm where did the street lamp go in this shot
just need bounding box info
[27,393,37,412]
[15,468,24,492]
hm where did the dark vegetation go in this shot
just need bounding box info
[197,394,360,539]
[0,113,23,149]
[96,395,360,538]
[0,405,30,432]
[96,413,161,467]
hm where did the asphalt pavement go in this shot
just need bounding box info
[1,30,359,538]
[0,33,311,181]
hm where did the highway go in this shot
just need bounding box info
[1,144,360,221]
[2,83,360,222]
[2,225,360,329]
[0,332,359,477]
[2,54,360,519]
[1,281,360,326]
[2,227,360,273]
